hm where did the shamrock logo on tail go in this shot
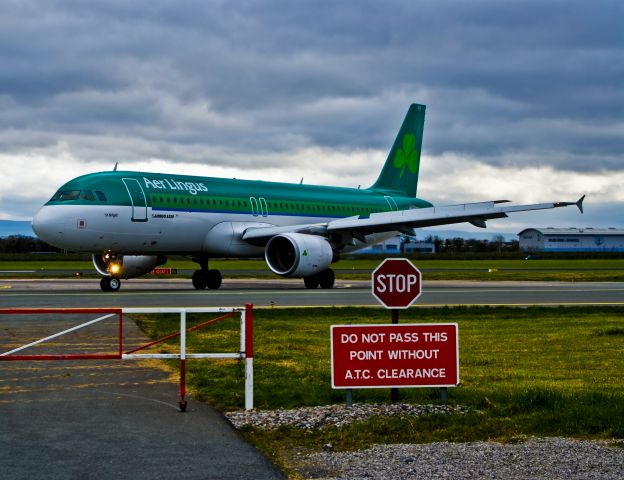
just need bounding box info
[393,133,418,178]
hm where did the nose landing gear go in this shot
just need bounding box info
[100,277,121,292]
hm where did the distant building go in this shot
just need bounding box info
[354,235,436,254]
[518,228,624,252]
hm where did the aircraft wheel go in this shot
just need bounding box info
[109,278,121,291]
[192,270,207,290]
[100,277,121,292]
[304,274,320,289]
[319,268,335,289]
[206,269,222,290]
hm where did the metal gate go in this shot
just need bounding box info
[0,306,254,411]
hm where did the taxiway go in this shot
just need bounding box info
[1,278,623,308]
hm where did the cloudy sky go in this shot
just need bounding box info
[1,0,622,233]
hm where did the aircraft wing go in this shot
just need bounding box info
[242,196,585,244]
[241,222,331,245]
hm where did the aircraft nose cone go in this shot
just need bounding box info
[32,206,65,246]
[31,207,46,238]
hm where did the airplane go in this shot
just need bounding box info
[32,104,584,292]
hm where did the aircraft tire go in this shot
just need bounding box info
[206,269,222,290]
[304,274,320,289]
[192,270,207,290]
[109,278,121,291]
[319,268,335,289]
[100,277,121,292]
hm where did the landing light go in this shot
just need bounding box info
[109,263,121,275]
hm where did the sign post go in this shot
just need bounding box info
[330,257,459,405]
[371,258,422,402]
[331,323,459,388]
[371,258,422,309]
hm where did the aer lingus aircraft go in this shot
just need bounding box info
[32,104,584,291]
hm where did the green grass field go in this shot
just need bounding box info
[2,257,624,281]
[132,306,624,467]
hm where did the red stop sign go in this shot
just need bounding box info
[372,258,422,309]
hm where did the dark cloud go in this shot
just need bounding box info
[0,0,622,174]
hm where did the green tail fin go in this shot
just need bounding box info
[369,103,425,197]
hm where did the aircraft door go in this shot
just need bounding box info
[122,178,148,222]
[259,197,268,217]
[249,196,268,217]
[250,197,259,216]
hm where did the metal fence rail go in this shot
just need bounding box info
[0,305,254,411]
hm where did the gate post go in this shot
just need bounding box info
[179,310,187,412]
[244,304,254,410]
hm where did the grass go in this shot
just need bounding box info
[131,306,624,469]
[2,257,624,281]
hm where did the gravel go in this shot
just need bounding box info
[305,438,624,480]
[226,402,468,430]
[225,404,624,480]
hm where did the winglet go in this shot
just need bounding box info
[554,195,585,213]
[576,194,585,214]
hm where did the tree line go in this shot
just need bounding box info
[424,234,519,253]
[0,235,60,253]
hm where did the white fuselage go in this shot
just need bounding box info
[33,204,395,256]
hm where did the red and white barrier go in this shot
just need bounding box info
[0,305,254,411]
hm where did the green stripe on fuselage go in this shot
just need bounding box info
[45,171,433,217]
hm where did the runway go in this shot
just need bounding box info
[1,278,623,308]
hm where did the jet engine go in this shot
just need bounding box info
[265,233,333,277]
[92,254,167,278]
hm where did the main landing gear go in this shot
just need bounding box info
[192,257,222,290]
[303,268,335,289]
[192,269,222,290]
[100,277,121,292]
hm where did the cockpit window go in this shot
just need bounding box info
[81,190,96,201]
[50,189,107,202]
[51,190,81,201]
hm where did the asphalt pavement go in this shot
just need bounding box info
[0,312,285,480]
[1,278,624,308]
[1,278,622,479]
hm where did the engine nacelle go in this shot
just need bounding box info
[265,233,333,277]
[92,254,167,279]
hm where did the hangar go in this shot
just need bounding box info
[518,228,624,252]
[354,235,436,254]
